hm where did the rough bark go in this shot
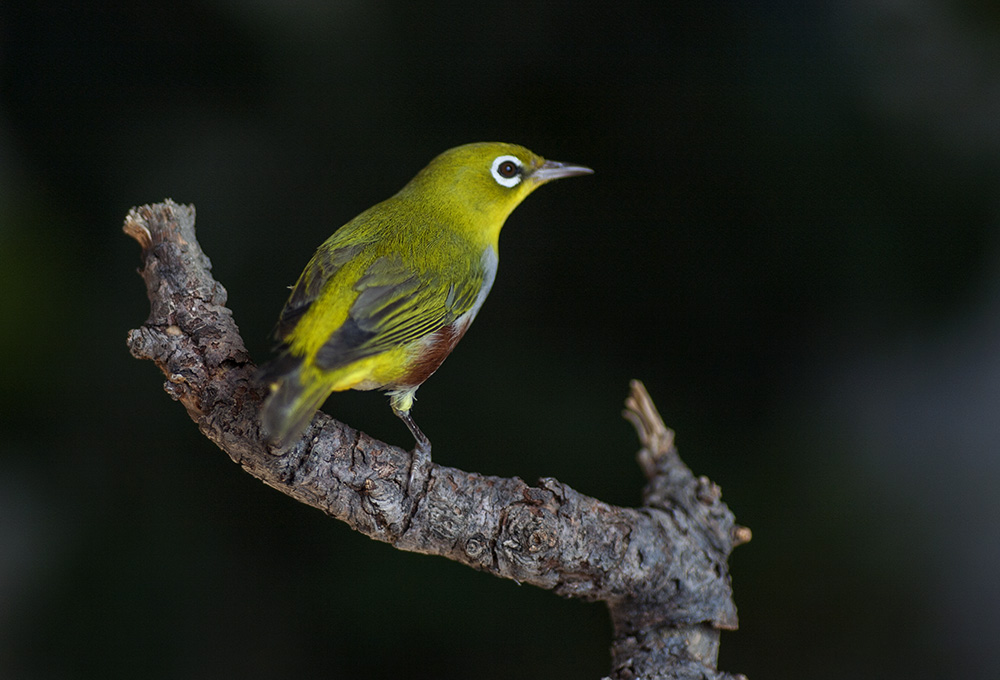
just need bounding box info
[123,199,750,680]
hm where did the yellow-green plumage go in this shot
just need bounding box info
[259,142,592,451]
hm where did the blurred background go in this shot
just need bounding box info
[2,1,999,678]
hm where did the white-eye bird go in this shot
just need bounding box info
[258,142,592,465]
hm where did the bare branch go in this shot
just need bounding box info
[124,200,748,680]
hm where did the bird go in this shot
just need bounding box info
[257,141,593,469]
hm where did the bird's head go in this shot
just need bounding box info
[399,142,593,247]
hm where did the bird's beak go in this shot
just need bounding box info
[532,159,594,183]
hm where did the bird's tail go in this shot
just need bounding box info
[257,355,331,448]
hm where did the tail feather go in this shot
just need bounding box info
[258,355,331,447]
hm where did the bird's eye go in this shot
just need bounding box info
[490,155,523,188]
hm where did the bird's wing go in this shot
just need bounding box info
[314,253,484,372]
[273,242,366,343]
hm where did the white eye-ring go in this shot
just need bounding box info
[490,155,523,188]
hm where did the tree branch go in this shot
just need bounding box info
[124,200,749,680]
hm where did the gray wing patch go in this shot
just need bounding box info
[314,255,428,371]
[312,252,487,373]
[274,243,364,342]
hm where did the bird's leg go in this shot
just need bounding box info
[394,408,432,494]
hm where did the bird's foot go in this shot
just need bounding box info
[407,438,432,496]
[394,408,433,495]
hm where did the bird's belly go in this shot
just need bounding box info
[350,377,384,391]
[398,317,473,387]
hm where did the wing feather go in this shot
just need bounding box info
[273,242,365,342]
[314,253,485,372]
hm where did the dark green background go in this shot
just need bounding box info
[3,2,998,679]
